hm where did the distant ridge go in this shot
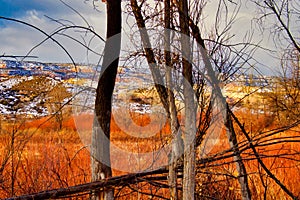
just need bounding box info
[0,59,96,80]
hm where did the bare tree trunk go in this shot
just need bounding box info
[91,0,121,199]
[164,1,177,199]
[164,1,182,199]
[130,1,184,198]
[178,1,196,199]
[188,19,252,200]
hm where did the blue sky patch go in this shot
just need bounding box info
[0,0,45,17]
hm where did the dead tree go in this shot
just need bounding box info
[129,1,184,199]
[188,16,252,200]
[164,0,183,199]
[178,1,197,199]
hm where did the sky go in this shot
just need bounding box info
[0,0,291,75]
[0,0,107,64]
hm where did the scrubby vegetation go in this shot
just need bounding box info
[0,97,299,199]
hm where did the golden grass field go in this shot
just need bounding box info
[0,108,299,199]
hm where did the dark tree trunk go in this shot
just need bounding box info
[91,0,122,199]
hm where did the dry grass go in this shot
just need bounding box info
[0,109,299,199]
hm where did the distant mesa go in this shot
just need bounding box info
[0,59,96,80]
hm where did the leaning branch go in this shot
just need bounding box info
[229,109,298,200]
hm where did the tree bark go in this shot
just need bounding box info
[178,1,196,200]
[91,0,122,199]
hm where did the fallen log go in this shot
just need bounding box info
[6,166,168,200]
